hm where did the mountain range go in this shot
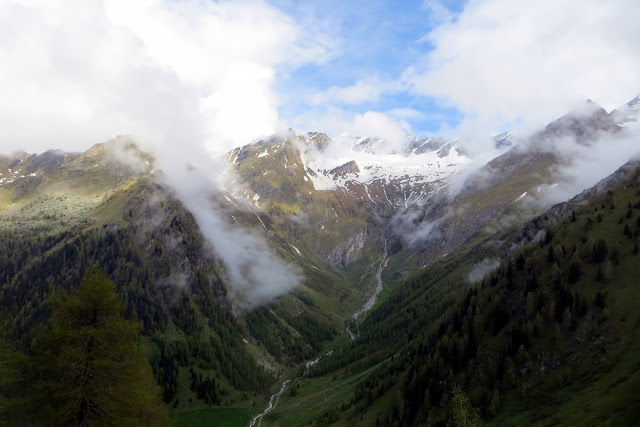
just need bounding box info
[1,94,639,425]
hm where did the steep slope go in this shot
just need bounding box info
[400,99,634,267]
[221,98,637,319]
[264,159,640,426]
[0,138,344,417]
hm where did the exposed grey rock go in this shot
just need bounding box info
[325,229,367,268]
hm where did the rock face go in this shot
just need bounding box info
[329,160,360,177]
[325,229,367,268]
[306,132,331,150]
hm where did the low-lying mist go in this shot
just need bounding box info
[388,100,640,251]
[143,139,303,309]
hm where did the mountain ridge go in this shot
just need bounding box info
[1,94,640,424]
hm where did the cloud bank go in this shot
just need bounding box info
[411,0,640,134]
[0,0,333,154]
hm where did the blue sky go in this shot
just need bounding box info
[273,0,468,135]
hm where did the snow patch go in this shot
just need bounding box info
[514,192,527,202]
[301,140,470,191]
[289,244,302,256]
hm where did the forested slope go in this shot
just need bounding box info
[265,162,640,426]
[0,147,342,419]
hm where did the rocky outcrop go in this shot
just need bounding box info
[306,132,330,150]
[326,228,367,268]
[329,160,360,177]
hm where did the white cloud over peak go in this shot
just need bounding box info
[411,0,640,134]
[293,108,411,153]
[0,0,331,154]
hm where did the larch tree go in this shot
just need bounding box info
[31,268,167,426]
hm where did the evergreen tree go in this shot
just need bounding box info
[451,384,479,426]
[568,259,582,284]
[592,239,608,263]
[584,217,593,231]
[31,269,167,426]
[502,357,516,389]
[547,246,555,263]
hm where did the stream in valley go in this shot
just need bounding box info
[251,233,389,425]
[346,236,389,340]
[248,352,330,426]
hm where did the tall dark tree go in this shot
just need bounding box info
[568,260,582,284]
[31,269,167,426]
[592,239,608,263]
[547,246,556,263]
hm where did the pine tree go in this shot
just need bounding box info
[451,384,479,426]
[592,239,608,263]
[486,388,500,418]
[568,259,582,284]
[547,246,555,263]
[502,356,516,389]
[31,268,168,426]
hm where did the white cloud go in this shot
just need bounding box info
[306,67,416,109]
[421,0,455,25]
[467,258,500,284]
[293,108,411,152]
[351,111,410,151]
[308,80,383,106]
[386,108,426,121]
[410,0,640,134]
[0,0,331,155]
